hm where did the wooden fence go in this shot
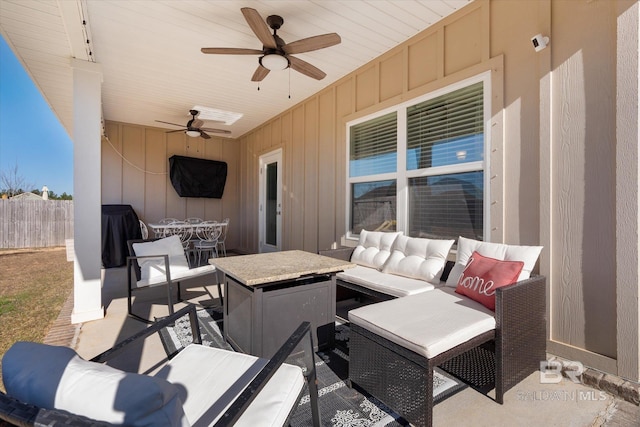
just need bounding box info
[0,200,74,248]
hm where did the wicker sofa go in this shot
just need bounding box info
[321,232,545,427]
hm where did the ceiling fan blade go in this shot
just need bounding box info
[241,7,277,49]
[282,33,341,55]
[200,131,212,140]
[201,128,232,135]
[165,129,186,133]
[251,64,270,82]
[288,56,326,80]
[192,119,204,128]
[201,47,263,55]
[155,120,184,127]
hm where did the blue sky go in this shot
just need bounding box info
[0,35,74,196]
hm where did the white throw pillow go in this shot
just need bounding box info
[2,342,189,426]
[350,230,403,270]
[381,235,454,284]
[132,235,191,284]
[445,236,543,287]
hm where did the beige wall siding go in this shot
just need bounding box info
[101,121,240,251]
[549,0,617,359]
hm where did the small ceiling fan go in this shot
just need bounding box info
[155,110,231,139]
[201,7,341,82]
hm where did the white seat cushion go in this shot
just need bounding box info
[350,230,403,269]
[134,263,217,288]
[445,236,543,287]
[337,265,435,297]
[381,235,454,284]
[132,235,217,287]
[348,287,496,359]
[2,342,188,426]
[154,344,304,427]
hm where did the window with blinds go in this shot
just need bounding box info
[350,112,397,177]
[407,82,484,169]
[347,75,487,241]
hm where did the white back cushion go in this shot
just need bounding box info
[132,235,190,284]
[2,342,189,426]
[381,235,454,284]
[350,230,402,269]
[445,236,543,287]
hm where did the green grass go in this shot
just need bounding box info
[0,248,74,392]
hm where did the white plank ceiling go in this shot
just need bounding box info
[0,0,472,138]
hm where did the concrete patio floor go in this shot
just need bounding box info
[67,266,638,426]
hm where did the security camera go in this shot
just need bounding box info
[531,34,549,52]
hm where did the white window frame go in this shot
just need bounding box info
[345,72,492,243]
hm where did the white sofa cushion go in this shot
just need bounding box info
[2,342,188,426]
[348,287,496,359]
[381,235,454,284]
[132,235,192,285]
[337,265,435,297]
[445,236,543,287]
[350,230,402,269]
[154,344,304,427]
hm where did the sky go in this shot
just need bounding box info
[0,35,74,196]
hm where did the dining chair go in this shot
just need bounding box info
[193,221,223,266]
[216,218,230,257]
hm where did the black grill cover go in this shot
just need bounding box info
[169,155,227,198]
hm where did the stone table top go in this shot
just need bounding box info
[209,250,355,286]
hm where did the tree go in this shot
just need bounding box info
[0,163,34,197]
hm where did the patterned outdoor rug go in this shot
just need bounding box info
[158,307,466,427]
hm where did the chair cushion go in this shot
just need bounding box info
[154,344,304,427]
[381,235,454,284]
[445,236,542,287]
[348,288,496,359]
[2,342,188,426]
[455,251,524,310]
[337,265,435,297]
[134,264,217,288]
[132,235,191,285]
[350,230,403,269]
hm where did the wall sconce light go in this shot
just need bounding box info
[531,34,549,52]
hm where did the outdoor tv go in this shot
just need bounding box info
[169,155,227,198]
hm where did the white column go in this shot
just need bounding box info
[70,59,104,324]
[616,0,640,382]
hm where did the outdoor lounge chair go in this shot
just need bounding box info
[0,304,320,427]
[126,235,221,323]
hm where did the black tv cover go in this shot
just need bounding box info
[169,155,227,198]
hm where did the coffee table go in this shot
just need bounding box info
[209,250,355,358]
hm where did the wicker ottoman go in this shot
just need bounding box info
[348,277,546,427]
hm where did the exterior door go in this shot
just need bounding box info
[259,149,282,253]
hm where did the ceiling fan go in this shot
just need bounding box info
[155,110,231,139]
[201,7,341,82]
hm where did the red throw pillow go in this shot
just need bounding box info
[455,251,524,310]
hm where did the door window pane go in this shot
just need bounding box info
[266,162,277,245]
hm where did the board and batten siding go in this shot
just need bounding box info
[101,121,241,252]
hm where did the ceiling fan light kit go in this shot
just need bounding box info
[185,130,201,138]
[201,7,341,82]
[260,53,289,71]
